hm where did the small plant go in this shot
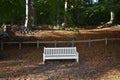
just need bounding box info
[73,28,81,34]
[0,72,7,77]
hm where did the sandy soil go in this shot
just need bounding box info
[0,27,120,80]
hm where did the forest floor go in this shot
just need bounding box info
[0,26,120,80]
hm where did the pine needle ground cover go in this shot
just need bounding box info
[0,27,120,80]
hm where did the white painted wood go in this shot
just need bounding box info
[43,47,79,64]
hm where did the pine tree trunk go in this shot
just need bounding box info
[28,0,36,27]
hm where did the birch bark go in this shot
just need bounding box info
[25,0,28,28]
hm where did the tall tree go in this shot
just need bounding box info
[28,0,36,27]
[64,0,67,23]
[24,0,36,34]
[25,0,36,28]
[25,0,28,28]
[62,0,67,28]
[105,0,120,26]
[57,0,60,28]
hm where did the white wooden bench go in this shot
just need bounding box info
[43,47,79,64]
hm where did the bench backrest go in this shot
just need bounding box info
[44,47,77,55]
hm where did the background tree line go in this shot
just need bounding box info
[0,0,120,28]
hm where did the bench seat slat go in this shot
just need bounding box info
[45,57,78,60]
[44,54,78,56]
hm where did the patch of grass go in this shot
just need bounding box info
[0,72,7,77]
[8,62,23,67]
[73,28,81,34]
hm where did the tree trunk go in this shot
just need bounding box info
[107,11,115,24]
[102,11,115,27]
[103,0,116,27]
[23,0,33,34]
[64,0,67,23]
[28,0,36,27]
[25,0,28,28]
[62,0,67,28]
[57,0,60,28]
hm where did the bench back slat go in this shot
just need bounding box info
[44,47,77,55]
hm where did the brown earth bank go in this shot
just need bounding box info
[0,27,120,80]
[14,27,120,41]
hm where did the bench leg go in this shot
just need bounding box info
[76,58,79,63]
[43,54,45,64]
[43,57,45,64]
[76,55,79,63]
[43,59,45,64]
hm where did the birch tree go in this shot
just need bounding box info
[24,0,35,34]
[62,0,67,28]
[25,0,28,28]
[105,0,119,26]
